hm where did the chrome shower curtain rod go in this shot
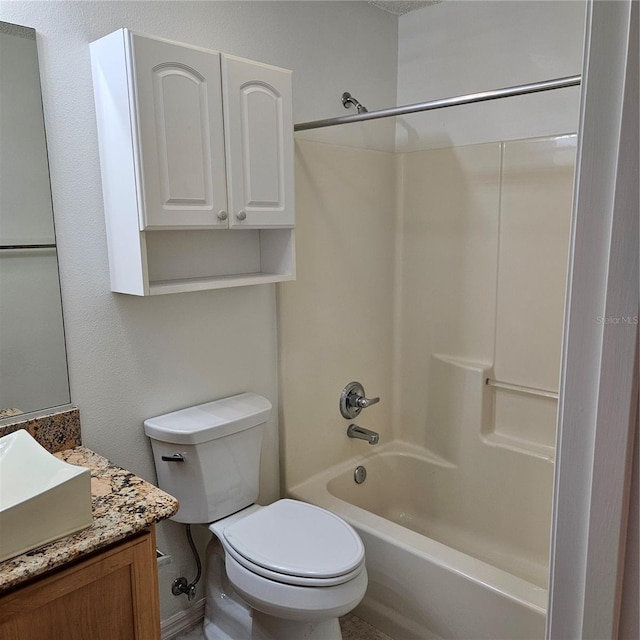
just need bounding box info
[293,74,581,132]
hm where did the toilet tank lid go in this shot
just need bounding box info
[143,393,272,445]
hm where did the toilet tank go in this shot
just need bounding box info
[144,393,272,524]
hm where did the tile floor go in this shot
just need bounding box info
[174,613,393,639]
[340,613,394,639]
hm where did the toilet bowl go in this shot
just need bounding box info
[144,393,368,640]
[206,500,367,639]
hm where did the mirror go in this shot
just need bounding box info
[0,21,70,419]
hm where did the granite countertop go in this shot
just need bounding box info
[0,445,178,593]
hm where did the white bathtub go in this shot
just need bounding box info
[289,441,549,640]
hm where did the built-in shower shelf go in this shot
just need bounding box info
[481,431,556,462]
[484,375,559,458]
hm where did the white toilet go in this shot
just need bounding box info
[144,392,367,640]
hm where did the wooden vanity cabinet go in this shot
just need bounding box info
[0,528,161,640]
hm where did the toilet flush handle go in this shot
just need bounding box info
[161,453,185,462]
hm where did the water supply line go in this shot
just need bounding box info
[172,524,202,601]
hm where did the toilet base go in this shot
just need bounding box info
[204,611,341,640]
[203,538,252,640]
[203,537,344,640]
[204,609,342,640]
[251,611,341,640]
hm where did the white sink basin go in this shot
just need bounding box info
[0,430,92,562]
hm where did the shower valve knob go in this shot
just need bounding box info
[340,381,380,419]
[355,395,379,409]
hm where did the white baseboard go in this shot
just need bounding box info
[161,598,206,639]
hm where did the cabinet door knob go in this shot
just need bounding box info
[236,210,247,221]
[217,210,228,221]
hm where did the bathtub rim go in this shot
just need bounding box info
[287,440,548,616]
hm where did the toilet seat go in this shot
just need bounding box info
[220,499,365,587]
[222,541,365,587]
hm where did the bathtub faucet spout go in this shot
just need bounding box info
[347,424,379,445]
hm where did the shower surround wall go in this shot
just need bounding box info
[278,140,397,488]
[397,135,575,458]
[281,134,574,484]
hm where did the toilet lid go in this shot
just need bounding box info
[222,499,364,580]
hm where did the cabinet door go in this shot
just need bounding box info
[222,55,294,228]
[0,530,161,640]
[131,34,228,229]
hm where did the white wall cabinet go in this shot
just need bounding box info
[90,29,295,295]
